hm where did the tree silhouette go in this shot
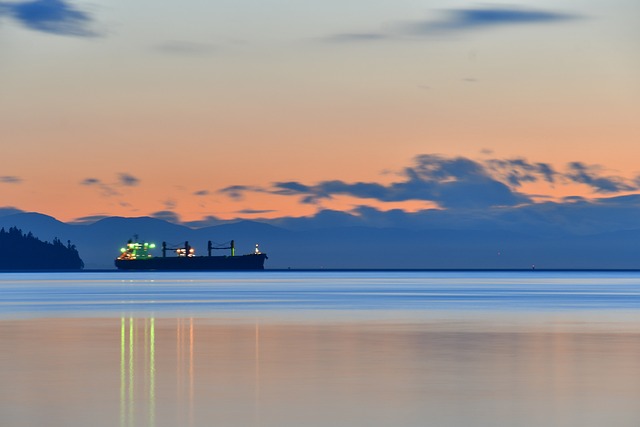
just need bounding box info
[0,227,84,270]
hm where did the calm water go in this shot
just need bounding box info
[1,271,639,426]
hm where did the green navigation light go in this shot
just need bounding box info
[149,243,156,249]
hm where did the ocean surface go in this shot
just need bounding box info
[1,271,639,427]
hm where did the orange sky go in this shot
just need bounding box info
[0,0,638,222]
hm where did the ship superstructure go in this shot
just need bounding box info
[115,238,267,270]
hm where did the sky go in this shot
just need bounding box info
[1,0,639,224]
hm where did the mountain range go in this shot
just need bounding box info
[0,206,639,269]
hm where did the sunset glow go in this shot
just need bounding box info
[0,0,638,223]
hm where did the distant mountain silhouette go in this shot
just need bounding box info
[0,227,84,270]
[1,211,640,269]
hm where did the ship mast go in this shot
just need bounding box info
[207,240,235,257]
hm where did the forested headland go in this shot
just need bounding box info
[0,227,84,270]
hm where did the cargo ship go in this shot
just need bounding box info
[114,239,267,270]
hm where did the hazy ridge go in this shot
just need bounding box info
[1,210,639,270]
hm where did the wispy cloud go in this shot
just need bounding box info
[326,5,578,43]
[81,173,142,197]
[0,176,22,184]
[0,0,98,37]
[407,6,577,34]
[80,178,100,186]
[237,209,276,215]
[70,214,110,224]
[80,177,119,196]
[193,190,210,196]
[486,158,557,186]
[163,199,177,210]
[219,185,261,200]
[565,162,634,193]
[118,173,140,187]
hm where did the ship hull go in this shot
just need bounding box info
[115,254,267,271]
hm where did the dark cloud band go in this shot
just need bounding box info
[220,154,638,209]
[326,6,578,42]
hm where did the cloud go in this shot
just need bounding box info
[151,210,181,223]
[118,173,140,187]
[80,177,101,186]
[219,185,261,200]
[409,6,577,34]
[486,158,557,187]
[82,173,141,193]
[271,182,313,194]
[221,154,640,211]
[193,190,210,196]
[325,5,578,42]
[565,162,635,193]
[0,176,22,184]
[0,0,98,37]
[232,154,531,209]
[484,158,636,194]
[237,209,276,215]
[80,177,119,196]
[271,180,392,204]
[400,154,530,208]
[70,214,110,224]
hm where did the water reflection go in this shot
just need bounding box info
[120,317,156,427]
[2,316,640,427]
[119,317,206,427]
[175,318,194,427]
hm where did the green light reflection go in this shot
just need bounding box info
[150,318,156,427]
[118,317,157,427]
